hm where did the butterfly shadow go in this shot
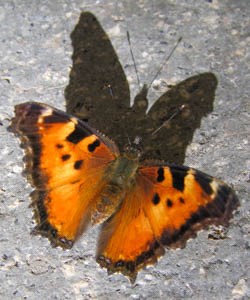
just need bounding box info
[65,12,218,165]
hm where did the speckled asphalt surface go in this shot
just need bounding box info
[0,1,249,299]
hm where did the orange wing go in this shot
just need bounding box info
[10,102,119,248]
[97,164,239,282]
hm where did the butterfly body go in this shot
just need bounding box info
[91,153,140,224]
[10,102,239,282]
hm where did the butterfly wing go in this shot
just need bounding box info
[10,102,119,248]
[97,164,239,282]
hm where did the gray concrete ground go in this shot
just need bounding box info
[0,0,249,299]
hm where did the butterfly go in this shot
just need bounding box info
[10,102,239,283]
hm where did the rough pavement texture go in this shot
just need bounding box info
[0,1,249,299]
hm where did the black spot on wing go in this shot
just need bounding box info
[179,197,185,204]
[170,166,187,192]
[194,171,213,195]
[61,154,71,161]
[166,199,173,207]
[74,160,83,170]
[88,139,101,152]
[66,124,90,144]
[157,167,164,182]
[56,144,64,148]
[152,193,160,205]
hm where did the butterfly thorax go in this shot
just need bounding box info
[109,154,139,185]
[91,154,139,224]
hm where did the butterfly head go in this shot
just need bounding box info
[123,135,142,160]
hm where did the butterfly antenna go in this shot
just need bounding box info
[152,104,186,135]
[127,31,141,91]
[148,37,182,89]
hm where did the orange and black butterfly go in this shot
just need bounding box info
[9,12,239,283]
[10,102,238,282]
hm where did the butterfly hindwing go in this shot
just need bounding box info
[97,164,238,282]
[10,102,119,248]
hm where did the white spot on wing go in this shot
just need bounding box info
[210,180,220,198]
[38,107,53,123]
[70,117,78,124]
